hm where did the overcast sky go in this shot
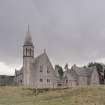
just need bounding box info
[1,0,105,75]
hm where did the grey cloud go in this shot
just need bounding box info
[0,0,105,68]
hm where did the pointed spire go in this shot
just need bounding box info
[24,24,33,46]
[28,24,29,33]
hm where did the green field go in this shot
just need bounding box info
[0,86,105,105]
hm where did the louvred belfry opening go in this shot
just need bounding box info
[23,24,34,57]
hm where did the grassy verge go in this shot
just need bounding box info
[0,86,105,105]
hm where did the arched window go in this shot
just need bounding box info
[20,80,22,84]
[47,66,50,73]
[30,48,31,56]
[40,65,43,72]
[47,79,50,83]
[40,78,43,82]
[26,48,28,56]
[66,80,68,83]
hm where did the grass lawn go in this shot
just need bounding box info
[0,86,105,105]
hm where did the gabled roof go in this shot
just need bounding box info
[34,52,48,64]
[33,51,57,77]
[71,65,96,77]
[33,51,54,70]
[64,69,78,80]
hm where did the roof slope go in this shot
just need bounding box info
[71,65,96,77]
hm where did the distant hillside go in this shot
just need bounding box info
[0,86,105,105]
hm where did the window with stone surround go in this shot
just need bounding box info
[29,48,31,56]
[26,48,28,56]
[47,66,50,73]
[40,65,43,72]
[47,79,50,83]
[66,80,68,83]
[40,78,43,82]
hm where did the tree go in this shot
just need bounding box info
[87,62,104,84]
[55,65,64,79]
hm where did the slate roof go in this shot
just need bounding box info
[33,51,57,76]
[71,65,96,77]
[34,52,48,64]
[64,65,97,82]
